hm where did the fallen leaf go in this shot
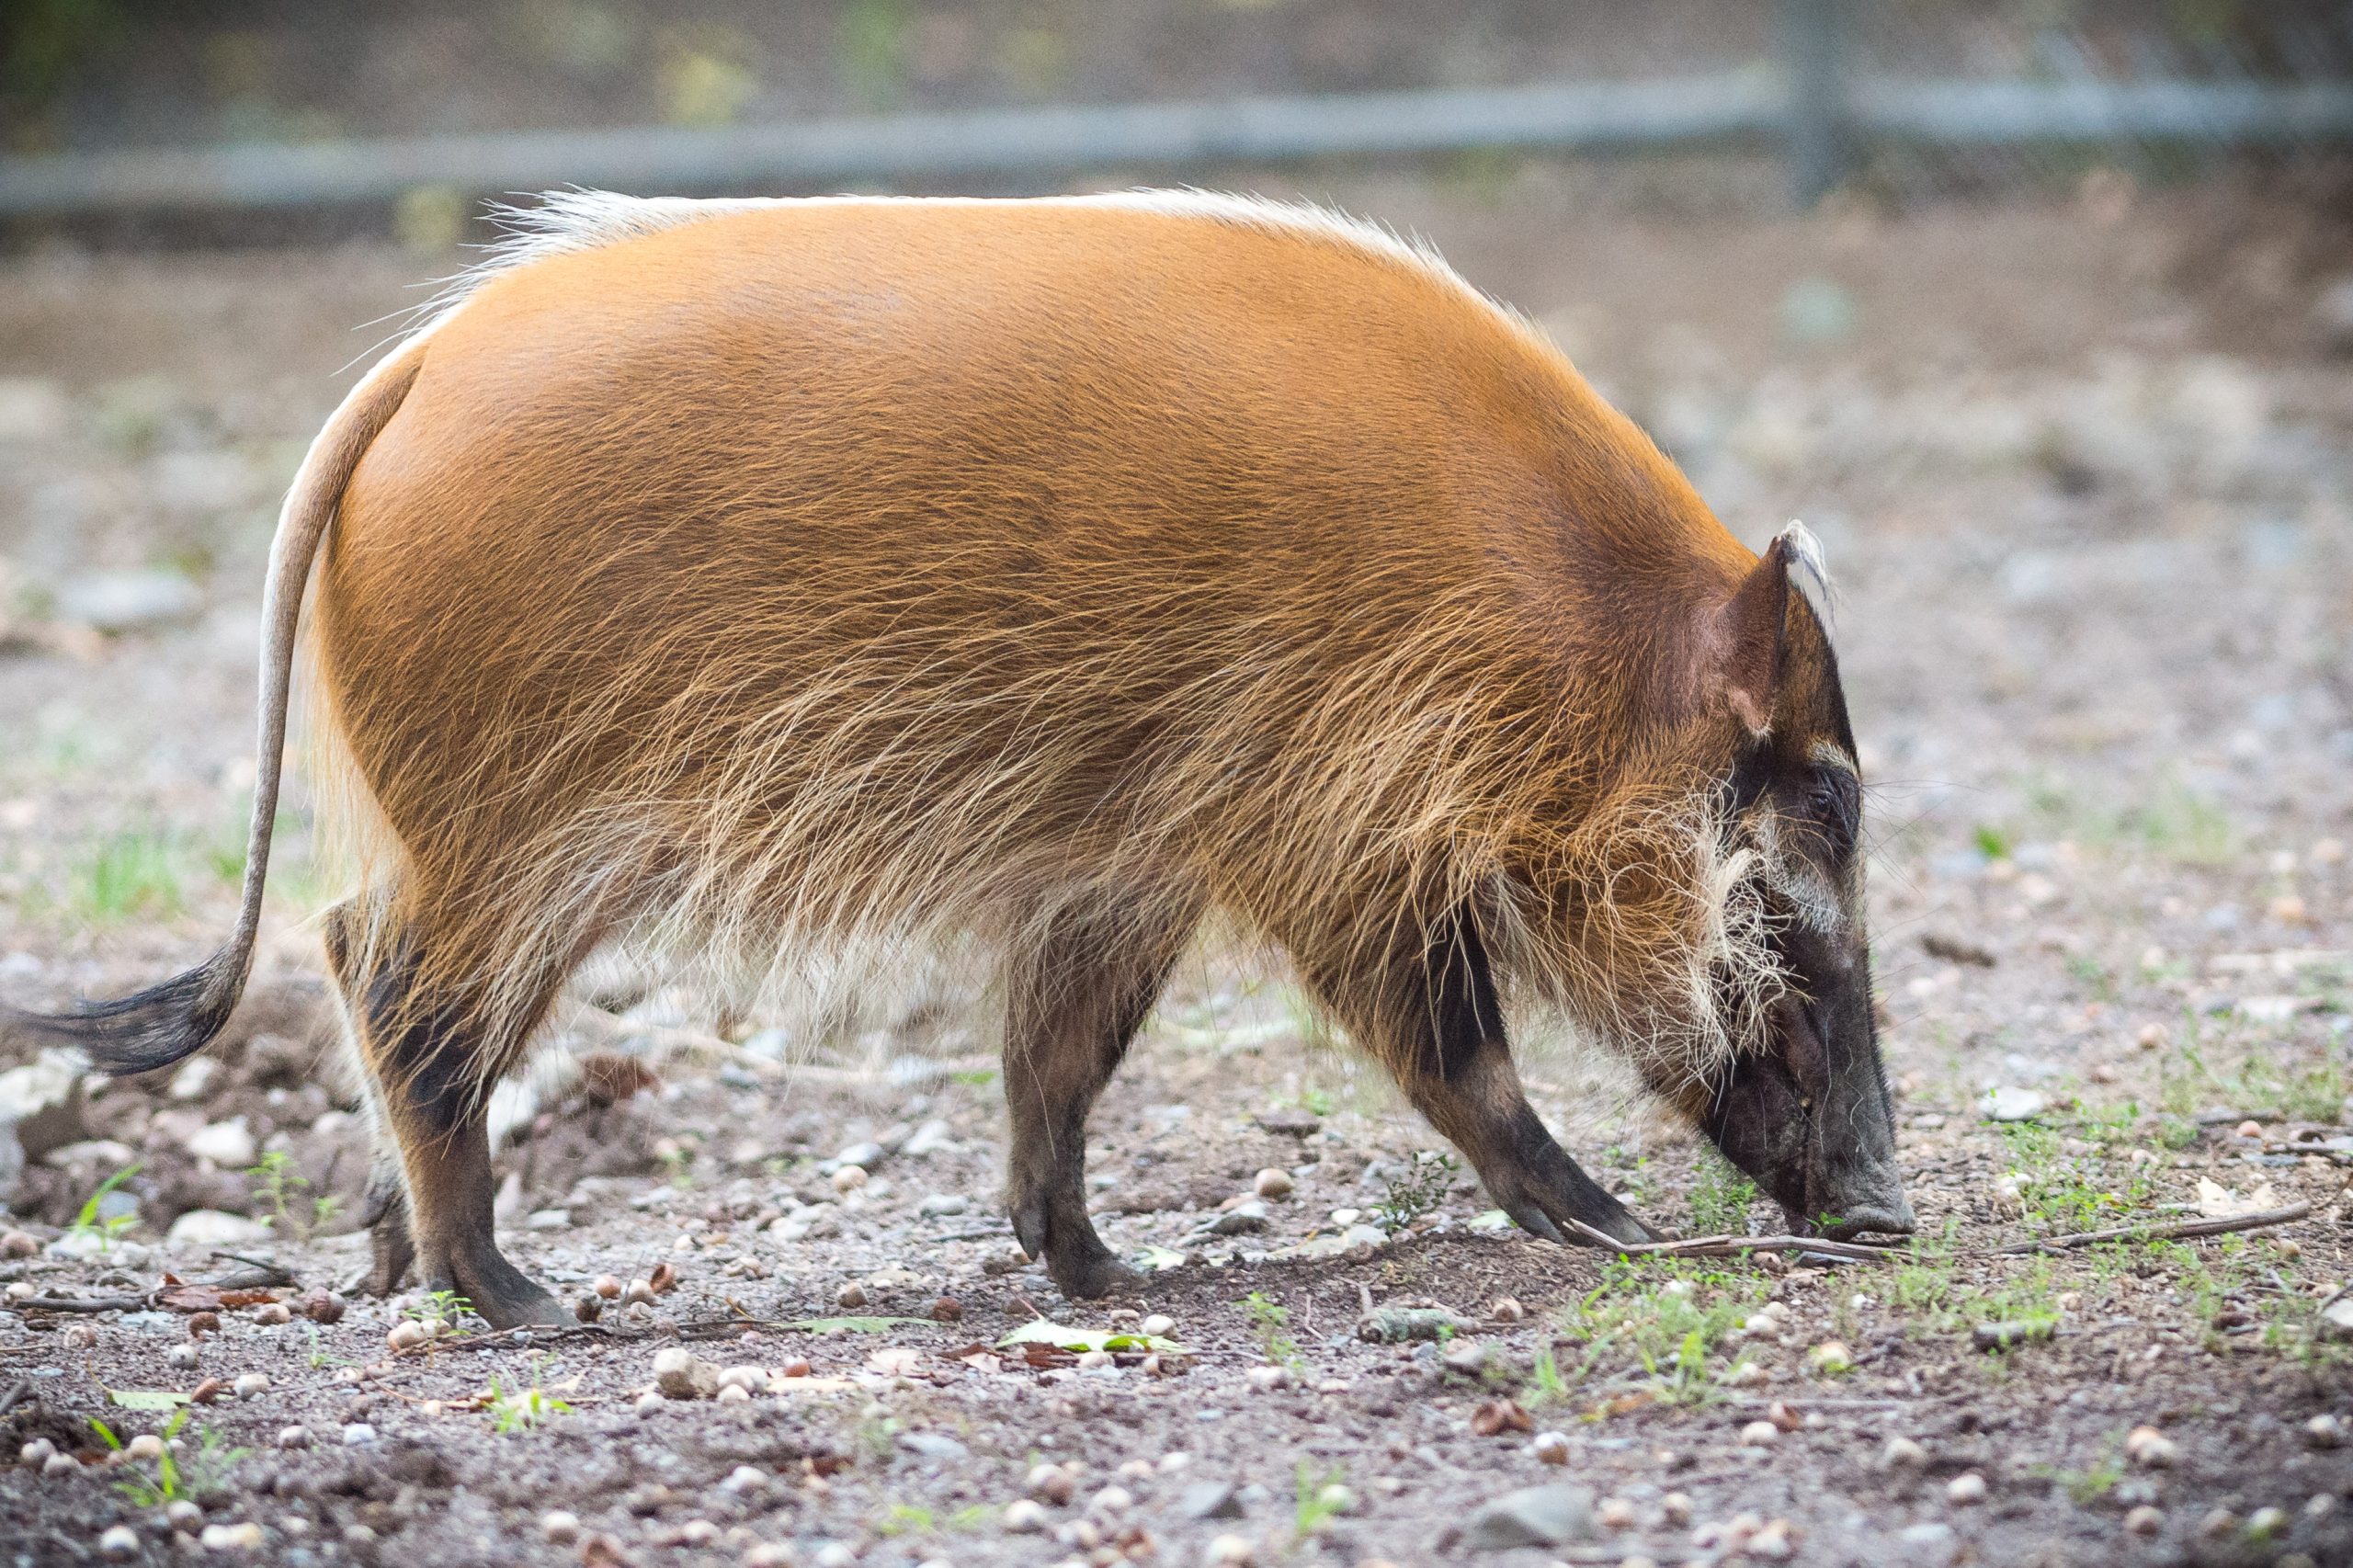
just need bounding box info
[866,1346,926,1378]
[2196,1177,2278,1218]
[107,1389,190,1410]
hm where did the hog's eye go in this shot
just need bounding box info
[1804,766,1860,858]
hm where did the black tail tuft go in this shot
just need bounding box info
[3,951,244,1077]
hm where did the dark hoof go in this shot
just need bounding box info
[358,1228,415,1298]
[433,1250,570,1331]
[1051,1253,1145,1301]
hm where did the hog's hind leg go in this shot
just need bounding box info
[327,898,570,1330]
[1001,894,1199,1301]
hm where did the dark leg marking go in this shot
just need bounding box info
[1002,898,1197,1300]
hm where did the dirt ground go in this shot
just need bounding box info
[1,167,2351,1568]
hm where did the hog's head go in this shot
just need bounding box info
[1677,527,1912,1242]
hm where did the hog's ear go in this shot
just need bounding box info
[1715,532,1796,736]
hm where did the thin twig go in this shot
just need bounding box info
[206,1252,298,1288]
[0,1379,30,1418]
[18,1294,150,1313]
[1561,1217,1905,1265]
[1565,1199,2317,1267]
[1985,1200,2314,1256]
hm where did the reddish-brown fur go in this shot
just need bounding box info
[17,194,1907,1324]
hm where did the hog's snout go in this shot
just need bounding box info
[1804,1195,1916,1243]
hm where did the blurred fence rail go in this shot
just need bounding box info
[3,1,2349,221]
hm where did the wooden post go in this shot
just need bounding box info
[1783,0,1850,207]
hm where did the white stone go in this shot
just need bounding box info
[654,1346,719,1400]
[197,1523,264,1551]
[1983,1086,2047,1122]
[166,1210,272,1248]
[97,1524,140,1560]
[540,1511,579,1543]
[341,1423,377,1446]
[232,1373,269,1399]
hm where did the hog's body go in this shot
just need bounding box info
[13,193,1910,1324]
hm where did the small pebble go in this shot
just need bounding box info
[744,1549,795,1568]
[2122,1505,2163,1536]
[778,1358,813,1378]
[166,1344,199,1369]
[19,1439,53,1468]
[1882,1436,1928,1468]
[930,1296,963,1323]
[43,1451,76,1477]
[1077,1349,1114,1370]
[831,1165,868,1193]
[1091,1485,1133,1515]
[2125,1426,2178,1468]
[2304,1414,2346,1449]
[0,1230,37,1259]
[166,1501,201,1530]
[654,1346,721,1400]
[1245,1365,1290,1392]
[1747,1520,1795,1560]
[722,1465,768,1494]
[1531,1430,1570,1466]
[386,1320,431,1352]
[62,1323,97,1350]
[2197,1507,2238,1540]
[624,1278,658,1306]
[2247,1506,2288,1539]
[199,1523,264,1551]
[1807,1341,1853,1374]
[277,1426,310,1449]
[126,1434,164,1461]
[1597,1496,1637,1530]
[1004,1499,1048,1532]
[1488,1296,1526,1323]
[2236,1119,2266,1140]
[1029,1463,1076,1506]
[97,1524,140,1560]
[2307,1494,2337,1520]
[541,1511,579,1543]
[187,1312,220,1338]
[341,1423,376,1446]
[254,1302,291,1325]
[1253,1168,1293,1199]
[718,1365,767,1392]
[716,1383,750,1404]
[1204,1535,1254,1565]
[836,1281,869,1309]
[1946,1472,1986,1505]
[813,1547,857,1568]
[633,1391,664,1415]
[1737,1420,1779,1447]
[677,1520,721,1545]
[1140,1314,1176,1337]
[593,1275,623,1300]
[233,1373,271,1399]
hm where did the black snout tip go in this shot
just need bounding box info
[1811,1200,1916,1242]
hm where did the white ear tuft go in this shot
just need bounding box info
[1773,520,1836,619]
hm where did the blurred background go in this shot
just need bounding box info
[0,3,2347,1239]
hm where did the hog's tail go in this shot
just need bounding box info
[4,340,426,1075]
